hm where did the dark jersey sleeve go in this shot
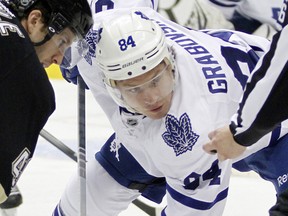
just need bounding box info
[230,0,288,146]
[0,8,55,200]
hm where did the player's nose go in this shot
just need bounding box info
[52,50,64,65]
[143,90,160,105]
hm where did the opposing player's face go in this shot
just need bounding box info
[34,28,76,68]
[25,10,76,68]
[116,61,174,119]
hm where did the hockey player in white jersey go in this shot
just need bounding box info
[157,0,234,30]
[207,0,283,39]
[54,6,288,216]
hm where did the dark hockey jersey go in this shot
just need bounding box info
[0,1,55,202]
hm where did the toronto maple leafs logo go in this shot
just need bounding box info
[96,27,103,44]
[83,29,98,65]
[162,113,199,156]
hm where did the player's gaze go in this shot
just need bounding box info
[113,60,174,109]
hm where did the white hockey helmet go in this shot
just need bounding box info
[96,11,173,109]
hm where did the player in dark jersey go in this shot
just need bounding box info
[0,0,93,209]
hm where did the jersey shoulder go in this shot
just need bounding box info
[89,0,158,14]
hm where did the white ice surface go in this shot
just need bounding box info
[12,80,275,216]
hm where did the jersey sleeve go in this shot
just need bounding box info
[0,8,55,200]
[207,0,243,19]
[54,159,142,216]
[230,0,288,146]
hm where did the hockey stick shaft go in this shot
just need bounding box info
[40,129,77,162]
[40,128,157,216]
[78,75,87,216]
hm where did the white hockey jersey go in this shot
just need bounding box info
[208,0,283,28]
[157,0,234,30]
[74,7,288,216]
[88,0,158,13]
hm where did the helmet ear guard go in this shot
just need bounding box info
[8,0,36,17]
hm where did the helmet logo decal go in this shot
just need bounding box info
[20,0,32,7]
[48,26,56,33]
[162,113,199,156]
[122,57,144,69]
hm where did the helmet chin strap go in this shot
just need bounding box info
[32,33,53,46]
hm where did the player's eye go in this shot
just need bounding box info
[151,76,161,87]
[58,38,68,49]
[56,34,72,53]
[126,87,141,94]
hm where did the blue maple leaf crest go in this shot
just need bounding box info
[83,29,98,65]
[162,113,199,156]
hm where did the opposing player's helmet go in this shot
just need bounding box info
[8,0,93,39]
[96,11,173,109]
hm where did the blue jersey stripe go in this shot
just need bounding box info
[150,0,155,9]
[166,184,228,210]
[52,204,64,216]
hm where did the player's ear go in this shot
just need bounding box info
[26,10,44,35]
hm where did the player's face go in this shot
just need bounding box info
[116,61,174,119]
[25,10,76,68]
[34,28,76,68]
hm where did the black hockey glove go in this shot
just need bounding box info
[269,188,288,216]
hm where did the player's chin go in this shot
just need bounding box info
[42,62,52,68]
[146,113,165,120]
